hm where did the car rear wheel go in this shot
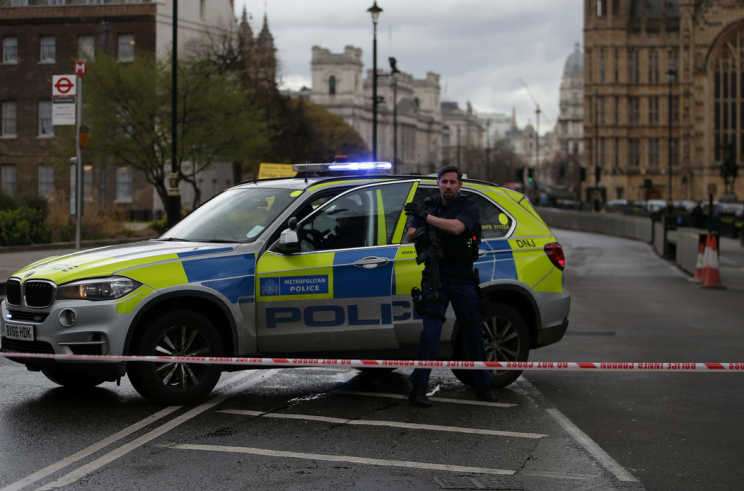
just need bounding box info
[41,368,104,389]
[452,303,530,389]
[128,311,223,406]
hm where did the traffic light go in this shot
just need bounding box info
[527,168,534,183]
[516,168,524,182]
[580,167,586,181]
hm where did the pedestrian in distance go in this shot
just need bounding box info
[404,165,498,408]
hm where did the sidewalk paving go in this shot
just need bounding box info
[718,236,744,291]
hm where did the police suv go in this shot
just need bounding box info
[1,162,570,405]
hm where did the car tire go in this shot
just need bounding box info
[41,368,104,389]
[451,303,530,389]
[128,310,224,406]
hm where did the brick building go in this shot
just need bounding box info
[584,0,744,203]
[0,0,233,218]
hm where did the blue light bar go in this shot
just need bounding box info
[327,162,392,171]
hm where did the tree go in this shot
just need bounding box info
[79,52,270,210]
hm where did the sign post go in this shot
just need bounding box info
[74,61,86,250]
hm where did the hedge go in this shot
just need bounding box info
[0,207,53,246]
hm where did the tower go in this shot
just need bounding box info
[255,13,277,88]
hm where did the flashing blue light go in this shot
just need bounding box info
[327,161,392,171]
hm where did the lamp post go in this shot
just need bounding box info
[167,0,181,229]
[389,56,400,173]
[593,89,599,212]
[368,2,382,161]
[666,68,677,205]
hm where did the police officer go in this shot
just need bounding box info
[404,165,498,408]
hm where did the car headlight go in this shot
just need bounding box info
[57,277,142,301]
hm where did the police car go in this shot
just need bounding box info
[0,161,570,405]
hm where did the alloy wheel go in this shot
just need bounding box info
[152,325,212,391]
[482,314,521,376]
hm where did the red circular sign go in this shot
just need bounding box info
[55,77,74,94]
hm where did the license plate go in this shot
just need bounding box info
[3,323,35,342]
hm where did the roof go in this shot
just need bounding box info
[564,43,583,73]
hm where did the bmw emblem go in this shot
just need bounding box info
[24,271,35,278]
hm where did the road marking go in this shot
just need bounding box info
[332,390,516,408]
[0,406,181,491]
[546,408,637,482]
[166,444,516,475]
[33,370,278,491]
[218,409,546,439]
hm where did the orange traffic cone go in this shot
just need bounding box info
[701,234,726,289]
[691,241,705,283]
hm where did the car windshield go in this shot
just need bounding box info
[159,188,296,243]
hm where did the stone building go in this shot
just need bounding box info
[584,0,744,203]
[309,45,442,174]
[0,0,235,219]
[556,43,585,158]
[441,101,485,177]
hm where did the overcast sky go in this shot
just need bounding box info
[235,0,584,135]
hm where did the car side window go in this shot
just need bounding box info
[299,182,413,253]
[401,187,513,241]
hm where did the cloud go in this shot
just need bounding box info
[237,0,583,134]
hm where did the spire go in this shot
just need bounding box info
[257,13,275,51]
[239,7,254,44]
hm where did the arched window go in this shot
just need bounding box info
[711,25,744,162]
[329,75,336,95]
[414,97,420,108]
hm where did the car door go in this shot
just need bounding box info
[255,181,415,354]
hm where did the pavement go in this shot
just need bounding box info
[0,230,742,490]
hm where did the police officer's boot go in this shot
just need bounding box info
[475,386,498,402]
[408,385,433,408]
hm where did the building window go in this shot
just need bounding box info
[672,96,679,123]
[118,34,135,62]
[83,165,93,201]
[600,52,605,83]
[2,37,18,63]
[628,50,639,84]
[614,96,619,125]
[199,0,205,19]
[47,0,68,5]
[86,0,104,3]
[329,75,336,95]
[649,138,660,166]
[116,166,133,202]
[615,138,619,167]
[600,96,605,124]
[78,35,95,61]
[629,138,640,166]
[612,0,619,15]
[11,0,29,5]
[442,134,450,145]
[649,96,659,124]
[628,96,640,124]
[614,50,619,83]
[600,138,606,166]
[40,36,56,63]
[672,138,680,166]
[38,164,54,198]
[39,101,53,137]
[597,0,605,16]
[649,50,659,84]
[1,101,17,137]
[1,165,16,196]
[668,48,679,73]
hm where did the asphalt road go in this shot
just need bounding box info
[0,229,741,490]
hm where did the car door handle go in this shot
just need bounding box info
[354,257,390,269]
[478,249,488,258]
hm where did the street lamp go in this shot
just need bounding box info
[367,1,382,161]
[167,0,181,228]
[389,56,400,173]
[666,68,677,205]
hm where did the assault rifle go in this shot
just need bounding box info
[411,198,447,321]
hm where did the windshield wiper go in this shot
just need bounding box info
[156,237,191,242]
[199,239,241,243]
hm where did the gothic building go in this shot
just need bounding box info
[584,0,744,202]
[238,9,276,90]
[309,45,442,174]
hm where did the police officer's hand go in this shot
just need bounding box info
[404,202,429,222]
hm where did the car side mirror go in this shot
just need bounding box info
[279,218,300,254]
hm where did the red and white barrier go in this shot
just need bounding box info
[1,352,743,372]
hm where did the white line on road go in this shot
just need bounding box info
[0,406,181,491]
[546,408,637,482]
[218,409,546,439]
[166,444,516,475]
[33,370,278,491]
[332,390,516,408]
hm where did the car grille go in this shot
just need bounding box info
[6,279,21,306]
[69,344,103,356]
[0,338,55,354]
[6,310,49,323]
[23,281,54,309]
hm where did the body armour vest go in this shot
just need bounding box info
[426,195,482,269]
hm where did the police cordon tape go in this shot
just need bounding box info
[1,352,744,372]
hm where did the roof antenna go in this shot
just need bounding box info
[304,157,308,183]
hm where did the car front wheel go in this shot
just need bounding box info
[452,302,530,389]
[128,310,223,405]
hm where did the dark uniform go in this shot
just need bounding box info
[408,193,493,389]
